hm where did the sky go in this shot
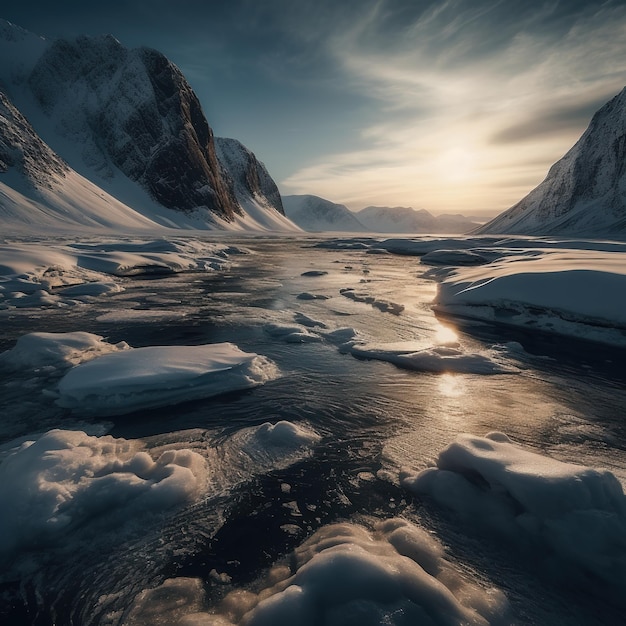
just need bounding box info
[3,0,626,217]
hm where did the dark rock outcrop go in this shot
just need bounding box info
[27,35,240,220]
[0,89,67,187]
[215,137,285,215]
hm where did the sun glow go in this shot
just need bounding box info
[436,147,475,183]
[434,324,459,346]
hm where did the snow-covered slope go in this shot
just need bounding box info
[215,138,299,232]
[479,88,626,237]
[0,19,291,233]
[282,194,367,232]
[0,88,163,233]
[355,205,478,234]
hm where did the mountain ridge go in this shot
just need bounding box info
[479,87,626,237]
[0,19,296,233]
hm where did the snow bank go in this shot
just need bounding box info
[126,518,510,625]
[434,249,626,345]
[0,238,242,309]
[0,429,208,565]
[402,433,626,594]
[0,331,129,370]
[56,343,279,416]
[346,341,516,375]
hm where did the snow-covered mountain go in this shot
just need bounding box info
[355,205,478,234]
[479,88,626,237]
[282,196,478,234]
[282,194,368,232]
[0,19,296,233]
[215,138,296,231]
[0,87,163,233]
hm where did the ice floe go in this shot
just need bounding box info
[264,323,322,343]
[56,343,279,416]
[0,238,246,310]
[125,518,511,626]
[402,432,626,597]
[345,341,516,374]
[0,429,208,566]
[0,331,129,370]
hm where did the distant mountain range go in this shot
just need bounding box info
[283,195,480,234]
[479,88,626,237]
[0,19,297,233]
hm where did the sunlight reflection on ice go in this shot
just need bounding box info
[434,324,459,346]
[438,373,466,398]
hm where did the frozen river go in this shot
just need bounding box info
[1,236,625,625]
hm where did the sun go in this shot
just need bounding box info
[436,147,475,183]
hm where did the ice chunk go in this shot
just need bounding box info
[301,270,328,277]
[293,312,327,329]
[126,518,510,625]
[241,421,321,458]
[0,331,129,370]
[56,343,279,416]
[340,288,405,315]
[296,292,329,301]
[264,323,322,344]
[402,433,626,594]
[348,342,516,374]
[0,429,208,565]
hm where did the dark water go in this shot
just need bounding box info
[1,237,625,625]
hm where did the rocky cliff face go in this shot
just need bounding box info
[479,88,626,236]
[27,35,240,220]
[215,137,285,215]
[0,89,67,189]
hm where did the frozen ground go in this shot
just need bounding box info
[1,235,625,625]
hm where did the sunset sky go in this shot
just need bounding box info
[4,0,626,216]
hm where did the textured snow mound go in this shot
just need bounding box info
[402,433,626,594]
[0,429,208,565]
[126,518,511,625]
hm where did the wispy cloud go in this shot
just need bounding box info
[282,0,626,215]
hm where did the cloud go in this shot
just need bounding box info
[491,91,622,144]
[281,0,626,215]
